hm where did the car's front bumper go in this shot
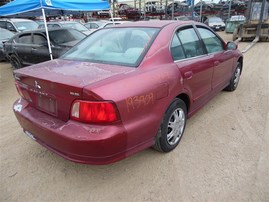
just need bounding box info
[13,98,128,165]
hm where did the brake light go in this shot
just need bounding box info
[70,100,119,123]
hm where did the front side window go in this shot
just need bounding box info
[197,27,223,53]
[62,27,159,67]
[177,27,204,58]
[17,34,32,44]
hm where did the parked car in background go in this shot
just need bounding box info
[0,28,14,61]
[145,1,164,14]
[0,18,38,33]
[4,28,86,69]
[174,12,200,21]
[204,16,226,31]
[174,16,194,21]
[84,20,131,31]
[118,4,140,20]
[38,21,92,35]
[167,2,189,16]
[229,15,246,21]
[12,21,243,165]
[109,17,123,21]
[194,1,215,12]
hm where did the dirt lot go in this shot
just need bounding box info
[0,32,268,202]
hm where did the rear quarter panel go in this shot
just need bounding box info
[83,23,187,151]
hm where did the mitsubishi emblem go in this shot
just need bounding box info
[35,81,41,89]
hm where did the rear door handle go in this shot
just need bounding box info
[32,47,37,51]
[214,61,220,66]
[184,71,193,80]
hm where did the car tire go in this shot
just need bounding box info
[153,98,187,152]
[10,54,22,69]
[225,62,241,91]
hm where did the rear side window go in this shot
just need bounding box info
[6,22,16,31]
[197,27,223,53]
[33,34,47,45]
[177,28,204,58]
[0,21,6,29]
[170,34,186,61]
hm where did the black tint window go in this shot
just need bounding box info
[170,34,186,61]
[52,24,60,28]
[177,28,204,58]
[33,34,46,44]
[91,23,99,29]
[18,34,32,44]
[49,29,85,44]
[197,27,223,53]
[6,22,15,31]
[0,21,6,29]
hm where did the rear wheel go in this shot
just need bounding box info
[153,98,187,152]
[225,62,241,91]
[10,54,22,69]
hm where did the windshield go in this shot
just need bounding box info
[0,29,14,40]
[209,18,223,23]
[61,23,88,32]
[49,29,86,45]
[13,21,38,31]
[62,27,159,67]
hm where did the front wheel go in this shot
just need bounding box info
[225,62,242,91]
[153,98,187,152]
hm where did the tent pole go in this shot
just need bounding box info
[42,8,53,60]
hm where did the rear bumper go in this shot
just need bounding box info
[13,98,128,165]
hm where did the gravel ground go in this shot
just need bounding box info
[0,32,268,202]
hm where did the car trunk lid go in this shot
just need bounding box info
[14,59,133,121]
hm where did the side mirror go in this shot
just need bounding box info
[226,41,237,50]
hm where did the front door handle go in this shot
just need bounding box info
[214,61,220,66]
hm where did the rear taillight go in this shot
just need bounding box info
[15,83,24,98]
[70,100,120,123]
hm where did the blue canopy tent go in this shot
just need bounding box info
[0,0,110,60]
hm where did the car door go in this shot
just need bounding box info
[196,26,234,90]
[171,26,214,110]
[14,33,33,65]
[32,33,50,64]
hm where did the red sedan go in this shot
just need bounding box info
[13,21,243,164]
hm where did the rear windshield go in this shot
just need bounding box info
[61,23,88,32]
[209,18,223,23]
[62,27,159,67]
[49,29,86,44]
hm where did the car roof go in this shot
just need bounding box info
[112,20,196,28]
